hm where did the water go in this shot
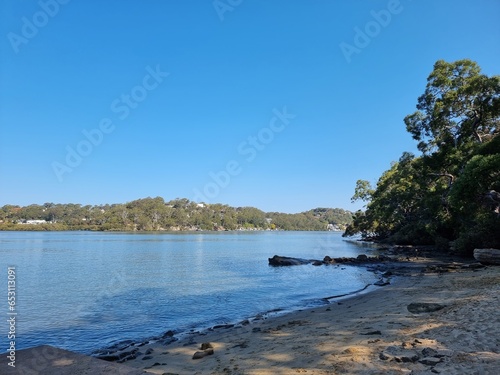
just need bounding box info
[0,231,377,354]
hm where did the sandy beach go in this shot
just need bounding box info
[122,259,499,375]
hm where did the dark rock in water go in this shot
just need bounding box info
[142,355,153,360]
[268,255,312,266]
[271,254,395,267]
[94,339,134,355]
[161,330,175,339]
[407,303,445,314]
[158,329,178,345]
[145,348,154,355]
[212,324,234,330]
[374,279,390,286]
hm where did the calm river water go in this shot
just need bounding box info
[0,231,377,354]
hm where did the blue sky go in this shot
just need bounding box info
[1,0,499,213]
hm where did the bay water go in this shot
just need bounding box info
[0,231,377,354]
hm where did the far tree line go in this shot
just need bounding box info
[0,198,353,232]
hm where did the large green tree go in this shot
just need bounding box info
[345,59,500,254]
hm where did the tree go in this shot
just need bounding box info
[346,59,500,254]
[351,180,374,205]
[405,59,499,154]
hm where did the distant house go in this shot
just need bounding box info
[326,223,341,231]
[21,220,47,225]
[196,203,206,208]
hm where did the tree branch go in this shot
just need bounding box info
[430,173,455,187]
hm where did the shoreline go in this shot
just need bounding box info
[91,269,383,360]
[119,258,499,374]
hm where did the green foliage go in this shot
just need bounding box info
[345,59,500,256]
[0,199,353,232]
[351,180,374,204]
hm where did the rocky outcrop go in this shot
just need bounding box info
[268,254,392,267]
[268,255,313,266]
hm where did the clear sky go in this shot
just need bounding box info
[1,0,499,213]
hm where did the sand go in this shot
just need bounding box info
[123,262,500,375]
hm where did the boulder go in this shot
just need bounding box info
[473,248,500,265]
[200,343,214,350]
[407,303,445,314]
[192,348,214,359]
[268,255,312,266]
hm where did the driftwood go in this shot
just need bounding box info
[473,248,500,265]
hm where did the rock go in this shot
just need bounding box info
[421,347,438,357]
[374,279,390,286]
[142,355,153,360]
[361,330,382,335]
[96,354,121,362]
[212,324,234,330]
[161,330,175,338]
[192,348,214,359]
[473,248,500,265]
[462,263,485,269]
[435,349,453,357]
[357,254,368,261]
[419,357,442,366]
[379,352,392,361]
[380,346,420,363]
[323,256,333,263]
[116,348,139,363]
[312,260,323,266]
[159,330,178,345]
[145,348,154,355]
[268,255,312,266]
[200,343,213,350]
[407,303,445,314]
